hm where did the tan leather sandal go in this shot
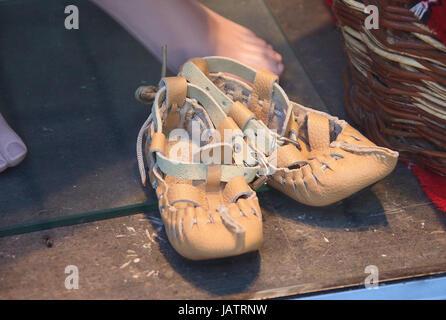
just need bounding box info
[179,57,399,206]
[136,76,264,260]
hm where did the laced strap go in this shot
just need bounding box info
[136,113,154,186]
[180,60,286,182]
[137,82,264,187]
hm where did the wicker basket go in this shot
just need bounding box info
[334,0,446,175]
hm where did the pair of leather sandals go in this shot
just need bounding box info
[136,56,399,260]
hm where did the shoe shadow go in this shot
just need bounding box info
[258,184,389,231]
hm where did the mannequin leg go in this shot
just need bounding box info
[91,0,284,74]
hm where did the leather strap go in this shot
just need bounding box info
[285,111,299,137]
[228,101,255,130]
[152,82,227,133]
[148,132,166,185]
[138,77,266,189]
[152,83,262,177]
[215,117,248,166]
[223,176,253,203]
[206,164,221,189]
[182,57,210,77]
[149,132,166,155]
[180,61,234,114]
[192,143,233,165]
[158,74,258,165]
[249,70,278,124]
[195,56,293,136]
[216,116,242,142]
[180,62,278,156]
[307,112,330,151]
[159,76,187,108]
[158,77,187,131]
[151,84,261,182]
[156,152,259,183]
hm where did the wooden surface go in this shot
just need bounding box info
[0,0,445,299]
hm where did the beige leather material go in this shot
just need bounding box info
[163,104,180,132]
[178,56,400,207]
[160,196,263,260]
[159,77,187,108]
[180,60,279,156]
[285,111,299,137]
[269,144,306,169]
[249,70,278,124]
[228,101,255,130]
[168,183,207,208]
[156,152,258,183]
[136,76,263,260]
[150,86,260,183]
[266,101,400,206]
[180,56,292,135]
[183,57,210,78]
[215,117,250,166]
[307,112,330,151]
[223,176,254,203]
[148,132,166,187]
[269,107,399,206]
[149,132,166,156]
[160,77,187,131]
[206,164,222,189]
[268,141,399,206]
[216,116,242,141]
[192,143,233,165]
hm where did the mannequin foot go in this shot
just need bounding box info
[91,0,284,74]
[0,114,27,173]
[196,4,284,74]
